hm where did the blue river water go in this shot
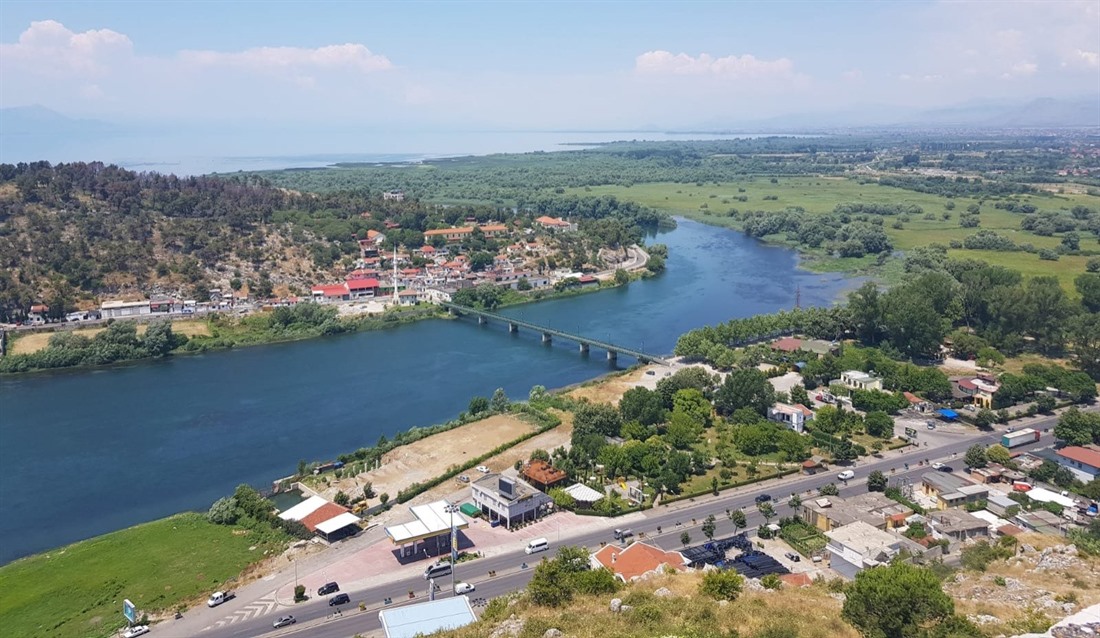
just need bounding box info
[0,218,856,563]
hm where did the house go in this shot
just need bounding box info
[28,303,49,321]
[1014,509,1065,535]
[767,402,814,433]
[824,521,926,579]
[346,278,380,299]
[927,509,990,541]
[534,215,575,232]
[277,495,361,541]
[311,284,349,303]
[919,472,989,510]
[801,492,912,532]
[398,289,423,306]
[423,224,509,243]
[470,474,552,529]
[520,460,569,492]
[149,297,178,313]
[801,455,827,475]
[903,392,932,412]
[985,493,1020,517]
[383,190,405,201]
[590,541,688,582]
[953,376,1000,408]
[840,370,883,391]
[577,274,599,287]
[100,300,152,318]
[1054,446,1100,484]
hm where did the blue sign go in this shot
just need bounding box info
[123,599,136,623]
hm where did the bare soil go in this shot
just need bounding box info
[9,320,211,355]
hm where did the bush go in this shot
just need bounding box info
[700,569,744,601]
[960,540,1012,572]
[294,585,306,603]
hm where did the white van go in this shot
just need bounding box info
[423,562,452,580]
[525,538,549,555]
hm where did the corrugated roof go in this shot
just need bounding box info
[278,495,327,521]
[378,596,477,638]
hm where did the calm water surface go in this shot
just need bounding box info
[0,218,855,563]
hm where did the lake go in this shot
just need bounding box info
[0,218,855,563]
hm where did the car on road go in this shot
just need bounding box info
[454,582,476,594]
[931,462,945,470]
[318,581,340,596]
[784,552,801,562]
[613,528,634,541]
[272,616,296,628]
[926,422,936,430]
[476,465,490,473]
[755,494,772,504]
[837,470,855,481]
[458,475,470,483]
[328,593,351,606]
[122,626,150,638]
[207,591,235,607]
[937,465,953,473]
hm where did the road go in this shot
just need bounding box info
[187,413,1072,638]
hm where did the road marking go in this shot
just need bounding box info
[210,596,281,627]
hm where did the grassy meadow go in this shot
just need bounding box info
[0,513,281,638]
[568,177,1100,291]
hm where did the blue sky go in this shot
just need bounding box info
[1,0,1097,132]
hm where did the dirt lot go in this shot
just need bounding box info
[311,413,547,505]
[10,320,211,355]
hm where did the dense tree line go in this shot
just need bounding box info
[0,319,185,373]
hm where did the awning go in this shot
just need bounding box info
[937,409,959,420]
[563,483,604,503]
[278,495,327,521]
[460,503,479,517]
[315,512,362,535]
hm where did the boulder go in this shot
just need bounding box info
[489,614,526,638]
[654,587,674,598]
[609,598,622,613]
[543,629,563,638]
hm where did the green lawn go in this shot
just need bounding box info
[568,178,1100,291]
[0,513,284,638]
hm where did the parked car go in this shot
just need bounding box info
[837,470,855,481]
[318,582,339,596]
[328,593,351,606]
[207,591,235,607]
[784,552,801,562]
[755,494,772,504]
[458,475,470,483]
[476,465,490,473]
[931,462,945,470]
[122,626,150,638]
[454,582,476,594]
[937,465,953,473]
[272,616,296,628]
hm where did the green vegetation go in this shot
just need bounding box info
[527,546,620,607]
[0,513,284,638]
[841,562,979,638]
[699,569,744,601]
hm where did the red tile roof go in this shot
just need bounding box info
[1056,446,1100,469]
[591,542,687,581]
[300,503,350,532]
[903,391,922,404]
[771,337,803,352]
[522,460,568,486]
[313,284,348,297]
[346,278,380,291]
[780,573,813,587]
[997,524,1025,536]
[957,379,978,391]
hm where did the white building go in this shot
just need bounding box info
[470,474,552,529]
[100,300,151,319]
[824,520,923,580]
[767,402,814,433]
[840,370,884,392]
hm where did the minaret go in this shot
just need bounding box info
[795,285,801,310]
[392,243,399,304]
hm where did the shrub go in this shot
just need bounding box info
[700,569,744,601]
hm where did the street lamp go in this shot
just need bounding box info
[444,502,460,596]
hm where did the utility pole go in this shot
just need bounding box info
[444,501,460,596]
[795,285,801,310]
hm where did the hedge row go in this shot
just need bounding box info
[659,467,801,506]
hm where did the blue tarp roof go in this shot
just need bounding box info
[938,408,959,419]
[379,596,477,638]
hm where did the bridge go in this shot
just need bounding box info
[441,303,672,366]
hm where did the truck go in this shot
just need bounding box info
[207,591,235,607]
[1001,428,1040,449]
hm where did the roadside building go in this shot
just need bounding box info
[590,541,688,582]
[346,278,380,299]
[100,300,152,318]
[840,370,883,391]
[1014,510,1066,535]
[1054,446,1100,484]
[520,460,569,492]
[378,596,476,638]
[903,391,932,413]
[311,284,350,303]
[927,509,990,541]
[384,500,471,558]
[801,455,827,475]
[801,492,912,532]
[534,215,575,232]
[767,402,814,434]
[919,471,989,510]
[985,493,1021,518]
[824,521,925,580]
[277,495,361,541]
[470,474,551,529]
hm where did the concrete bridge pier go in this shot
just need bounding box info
[579,343,589,354]
[607,350,617,362]
[509,323,518,333]
[542,333,552,344]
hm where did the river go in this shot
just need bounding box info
[0,218,856,564]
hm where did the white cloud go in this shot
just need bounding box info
[0,19,132,75]
[178,44,392,74]
[635,50,795,79]
[1070,49,1099,68]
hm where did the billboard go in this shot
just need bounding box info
[123,599,136,623]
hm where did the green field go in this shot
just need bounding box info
[567,178,1100,290]
[0,513,282,638]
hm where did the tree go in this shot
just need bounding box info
[362,482,376,499]
[1069,313,1100,380]
[379,492,390,505]
[334,490,350,506]
[729,509,747,531]
[490,388,510,413]
[468,396,490,415]
[680,531,692,546]
[665,410,703,449]
[864,411,895,438]
[618,387,667,426]
[758,502,775,523]
[867,470,887,492]
[760,574,783,590]
[1075,274,1100,313]
[1055,408,1100,446]
[527,558,572,607]
[789,384,810,407]
[699,569,743,601]
[964,444,988,469]
[673,388,713,427]
[789,494,802,510]
[715,368,776,416]
[842,562,955,638]
[614,268,629,285]
[819,483,840,496]
[702,514,717,540]
[1035,393,1057,414]
[974,408,996,429]
[985,444,1012,466]
[207,496,238,525]
[573,402,623,438]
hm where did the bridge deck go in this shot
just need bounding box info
[442,303,671,366]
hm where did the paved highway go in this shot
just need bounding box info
[190,414,1069,638]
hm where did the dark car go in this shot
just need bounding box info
[937,465,953,473]
[318,582,340,596]
[755,494,772,504]
[328,593,351,606]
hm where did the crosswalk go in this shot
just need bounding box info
[204,596,280,631]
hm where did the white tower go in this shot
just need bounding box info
[392,243,399,304]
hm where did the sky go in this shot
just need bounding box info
[0,1,1098,136]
